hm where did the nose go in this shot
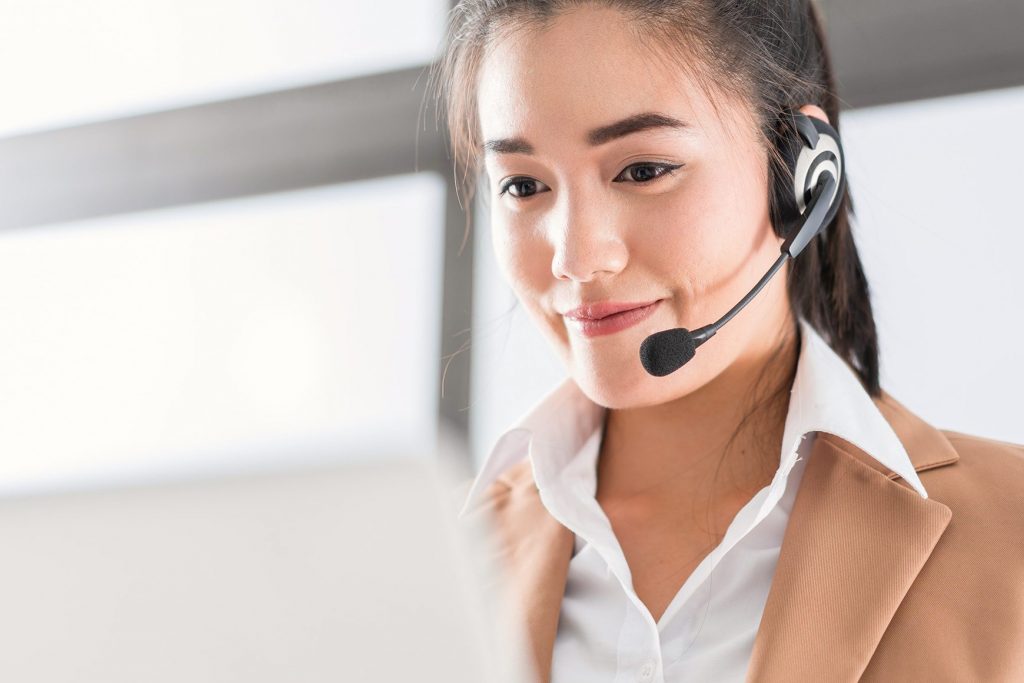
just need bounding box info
[550,208,628,283]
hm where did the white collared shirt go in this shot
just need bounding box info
[459,316,927,682]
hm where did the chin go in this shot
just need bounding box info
[575,357,714,410]
[573,365,655,409]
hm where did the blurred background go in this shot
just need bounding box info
[0,0,1021,497]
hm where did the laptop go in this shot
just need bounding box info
[0,428,533,683]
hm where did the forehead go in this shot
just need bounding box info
[476,6,730,151]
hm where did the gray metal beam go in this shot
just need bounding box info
[822,0,1024,108]
[0,65,448,230]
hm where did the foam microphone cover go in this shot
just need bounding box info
[639,328,696,377]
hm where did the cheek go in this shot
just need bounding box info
[490,215,553,299]
[632,175,741,291]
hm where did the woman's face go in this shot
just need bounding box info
[477,6,797,409]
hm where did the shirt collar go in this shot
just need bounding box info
[459,316,927,518]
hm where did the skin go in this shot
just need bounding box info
[477,5,829,622]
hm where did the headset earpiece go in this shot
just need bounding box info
[775,107,846,244]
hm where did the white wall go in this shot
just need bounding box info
[0,172,447,495]
[842,85,1024,444]
[469,85,1024,471]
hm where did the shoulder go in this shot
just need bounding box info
[928,428,1024,503]
[915,427,1024,577]
[929,428,1024,548]
[941,428,1024,465]
[874,387,1024,514]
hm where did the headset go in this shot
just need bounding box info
[639,107,847,377]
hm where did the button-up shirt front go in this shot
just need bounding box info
[459,315,928,682]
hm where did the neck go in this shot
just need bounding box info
[595,314,800,514]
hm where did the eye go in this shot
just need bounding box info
[614,161,684,184]
[498,177,549,199]
[497,162,684,201]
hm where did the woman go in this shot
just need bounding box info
[428,1,1024,681]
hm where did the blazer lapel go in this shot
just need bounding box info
[485,389,958,683]
[744,389,958,681]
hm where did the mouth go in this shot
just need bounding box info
[563,299,662,338]
[563,299,662,322]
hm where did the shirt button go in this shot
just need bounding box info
[637,661,655,681]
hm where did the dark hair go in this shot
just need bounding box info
[426,0,881,398]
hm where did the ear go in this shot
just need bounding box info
[798,103,830,127]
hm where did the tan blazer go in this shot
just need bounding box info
[457,389,1024,682]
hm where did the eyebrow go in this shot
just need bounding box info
[482,111,691,156]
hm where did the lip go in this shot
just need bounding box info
[564,299,662,338]
[563,300,662,321]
